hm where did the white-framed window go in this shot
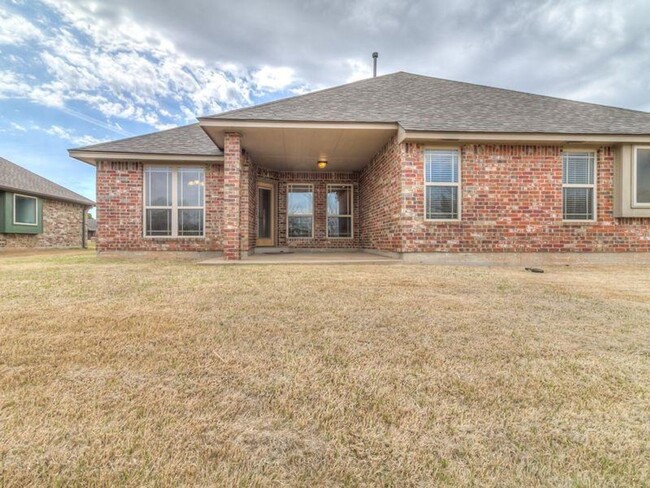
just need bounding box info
[424,149,460,220]
[562,151,596,221]
[13,194,38,226]
[327,184,353,238]
[633,146,650,207]
[144,165,205,237]
[287,184,313,238]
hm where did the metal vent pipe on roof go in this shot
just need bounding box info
[372,52,378,77]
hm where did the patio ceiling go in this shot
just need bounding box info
[199,120,398,172]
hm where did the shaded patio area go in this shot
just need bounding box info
[198,250,399,265]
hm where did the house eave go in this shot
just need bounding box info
[197,118,398,131]
[0,184,95,206]
[398,129,650,145]
[68,150,225,166]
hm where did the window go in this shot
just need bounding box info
[425,149,460,220]
[327,184,353,238]
[13,194,38,225]
[287,184,313,238]
[144,166,205,237]
[177,168,205,236]
[562,152,595,221]
[634,147,650,206]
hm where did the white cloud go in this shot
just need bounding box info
[0,0,299,133]
[36,124,107,146]
[0,6,44,45]
[0,70,31,98]
[11,122,27,131]
[252,66,296,91]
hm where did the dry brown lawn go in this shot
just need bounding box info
[0,251,649,487]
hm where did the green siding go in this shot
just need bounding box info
[1,192,43,234]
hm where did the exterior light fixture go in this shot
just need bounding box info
[317,159,328,169]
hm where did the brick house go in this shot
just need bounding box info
[69,72,650,261]
[0,157,94,250]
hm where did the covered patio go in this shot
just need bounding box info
[199,118,399,259]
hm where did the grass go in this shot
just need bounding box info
[0,250,649,486]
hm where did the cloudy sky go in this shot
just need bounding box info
[1,0,649,203]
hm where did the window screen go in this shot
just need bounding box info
[562,152,595,221]
[425,149,460,220]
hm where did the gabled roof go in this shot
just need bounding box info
[205,71,650,135]
[0,157,94,206]
[71,123,223,157]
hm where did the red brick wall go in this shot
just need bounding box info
[94,141,650,255]
[257,168,360,249]
[0,198,85,249]
[359,137,403,252]
[96,161,223,251]
[223,133,242,259]
[401,144,650,252]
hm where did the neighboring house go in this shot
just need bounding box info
[69,72,650,260]
[0,157,95,250]
[86,216,97,241]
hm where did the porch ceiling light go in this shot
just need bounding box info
[317,159,328,169]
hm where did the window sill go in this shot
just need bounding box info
[561,220,597,225]
[424,218,462,223]
[143,235,206,239]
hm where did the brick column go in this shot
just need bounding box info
[223,132,242,260]
[240,153,252,255]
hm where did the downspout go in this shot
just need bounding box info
[82,206,88,249]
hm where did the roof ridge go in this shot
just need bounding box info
[0,157,94,204]
[397,71,650,116]
[203,71,402,119]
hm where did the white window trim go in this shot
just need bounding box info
[143,165,206,238]
[424,148,462,222]
[632,145,650,208]
[286,183,314,239]
[326,184,354,239]
[562,151,597,223]
[13,193,39,226]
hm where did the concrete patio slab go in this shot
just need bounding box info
[197,251,400,265]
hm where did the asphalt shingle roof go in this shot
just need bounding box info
[0,157,94,206]
[72,124,223,156]
[207,72,650,135]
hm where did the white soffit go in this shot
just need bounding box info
[201,123,397,171]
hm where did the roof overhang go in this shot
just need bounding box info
[198,119,398,171]
[68,150,224,166]
[0,184,94,206]
[398,128,650,145]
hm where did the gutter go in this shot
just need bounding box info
[68,150,224,166]
[398,129,650,144]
